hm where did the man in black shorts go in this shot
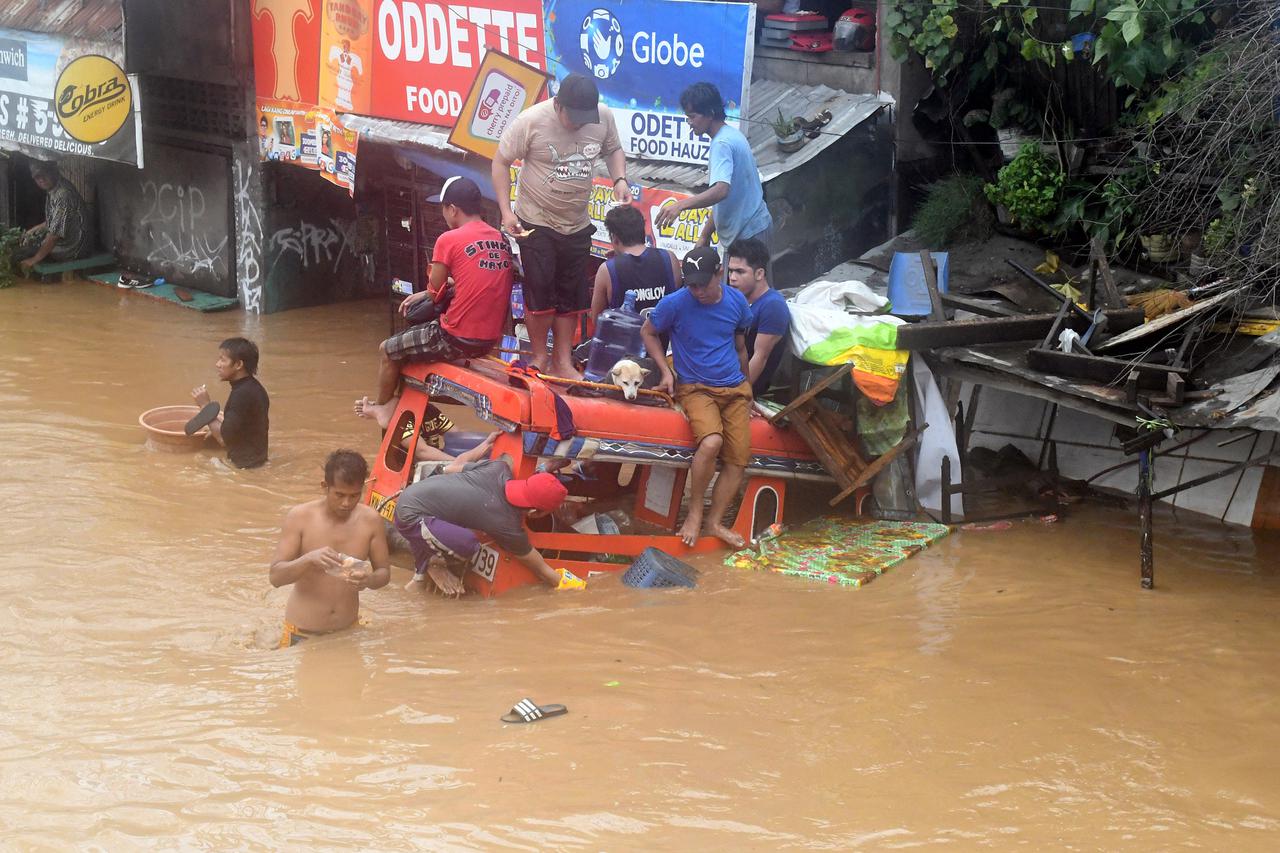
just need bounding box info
[492,73,631,378]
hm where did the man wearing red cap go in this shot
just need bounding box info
[393,458,579,591]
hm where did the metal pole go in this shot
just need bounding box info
[1139,449,1154,590]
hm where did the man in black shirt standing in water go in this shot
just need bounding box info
[192,337,270,468]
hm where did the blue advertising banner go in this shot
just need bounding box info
[542,0,754,164]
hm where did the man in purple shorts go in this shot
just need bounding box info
[393,458,580,593]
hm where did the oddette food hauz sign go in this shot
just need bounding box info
[0,28,142,166]
[542,0,754,164]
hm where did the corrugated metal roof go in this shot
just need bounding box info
[341,114,455,153]
[630,81,891,189]
[0,0,123,43]
[345,79,891,189]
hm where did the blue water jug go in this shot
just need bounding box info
[584,290,644,382]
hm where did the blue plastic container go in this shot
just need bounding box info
[583,291,644,382]
[887,252,950,317]
[622,547,698,589]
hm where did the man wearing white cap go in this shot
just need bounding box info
[372,176,514,404]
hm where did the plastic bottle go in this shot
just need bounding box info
[583,292,646,382]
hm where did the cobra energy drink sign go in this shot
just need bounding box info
[543,0,754,164]
[0,28,142,166]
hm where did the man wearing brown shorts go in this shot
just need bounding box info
[492,73,631,378]
[641,247,753,549]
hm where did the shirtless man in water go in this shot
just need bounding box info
[270,450,390,647]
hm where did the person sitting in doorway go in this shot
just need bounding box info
[192,337,270,469]
[372,176,513,405]
[352,395,497,464]
[641,246,753,549]
[270,450,390,647]
[725,237,791,398]
[589,204,681,325]
[16,160,90,274]
[393,458,582,595]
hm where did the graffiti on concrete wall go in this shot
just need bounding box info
[267,218,354,272]
[138,180,229,277]
[233,159,265,313]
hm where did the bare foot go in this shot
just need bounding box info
[354,396,396,431]
[427,562,466,597]
[708,523,746,550]
[548,364,584,381]
[456,431,500,464]
[678,513,702,547]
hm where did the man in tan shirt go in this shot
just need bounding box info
[492,73,631,378]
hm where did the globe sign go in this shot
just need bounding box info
[579,9,624,80]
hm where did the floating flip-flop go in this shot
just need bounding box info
[501,698,568,724]
[184,401,220,435]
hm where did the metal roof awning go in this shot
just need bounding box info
[629,80,891,190]
[0,0,122,43]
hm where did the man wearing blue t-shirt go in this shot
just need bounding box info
[655,83,773,252]
[726,237,791,398]
[642,247,753,550]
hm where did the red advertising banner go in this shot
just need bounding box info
[251,0,324,103]
[370,0,547,126]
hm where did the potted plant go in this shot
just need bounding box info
[0,226,22,289]
[983,143,1063,234]
[771,109,804,153]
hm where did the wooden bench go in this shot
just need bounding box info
[31,252,116,282]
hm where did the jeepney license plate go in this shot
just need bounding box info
[369,491,396,523]
[469,544,499,582]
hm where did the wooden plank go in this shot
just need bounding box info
[940,292,1023,318]
[768,366,850,424]
[920,250,947,322]
[829,430,918,507]
[1090,236,1126,310]
[1027,347,1186,389]
[1098,287,1241,351]
[898,307,1145,350]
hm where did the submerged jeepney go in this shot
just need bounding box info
[365,359,833,596]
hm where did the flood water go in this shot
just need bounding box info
[2,280,1279,850]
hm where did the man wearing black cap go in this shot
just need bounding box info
[492,73,631,379]
[641,246,753,550]
[372,176,514,404]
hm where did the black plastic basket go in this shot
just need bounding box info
[622,547,698,589]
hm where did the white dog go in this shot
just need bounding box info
[608,358,651,400]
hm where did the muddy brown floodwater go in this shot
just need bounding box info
[2,280,1280,850]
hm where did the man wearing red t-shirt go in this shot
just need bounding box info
[374,176,514,404]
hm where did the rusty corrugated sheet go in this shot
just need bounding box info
[0,0,123,43]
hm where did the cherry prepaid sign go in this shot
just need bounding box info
[372,0,546,125]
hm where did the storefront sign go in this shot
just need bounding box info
[447,49,547,159]
[258,98,359,194]
[369,0,546,125]
[54,55,132,144]
[0,27,142,166]
[542,0,754,164]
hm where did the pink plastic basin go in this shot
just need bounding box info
[139,405,208,452]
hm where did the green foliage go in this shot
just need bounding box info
[887,0,1212,97]
[0,227,23,289]
[983,144,1064,232]
[911,175,996,247]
